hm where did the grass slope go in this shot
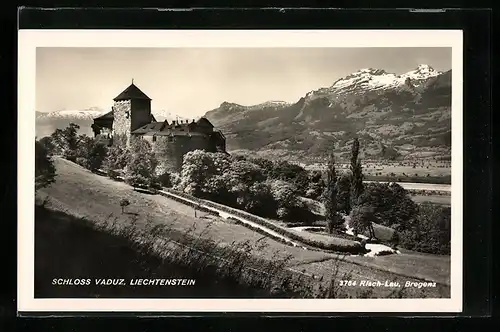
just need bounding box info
[38,158,450,298]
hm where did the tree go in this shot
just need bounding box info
[349,204,377,240]
[268,160,309,196]
[125,137,158,188]
[74,134,94,167]
[38,136,55,155]
[85,140,108,171]
[305,170,325,200]
[336,173,351,214]
[267,179,306,222]
[50,123,80,161]
[241,181,277,218]
[350,137,364,206]
[35,140,56,191]
[356,182,418,230]
[179,150,231,198]
[323,153,344,233]
[398,204,451,254]
[102,140,130,179]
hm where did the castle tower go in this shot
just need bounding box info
[112,80,152,145]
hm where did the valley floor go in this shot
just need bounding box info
[37,158,451,298]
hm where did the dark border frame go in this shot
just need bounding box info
[7,7,493,320]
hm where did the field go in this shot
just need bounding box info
[303,162,452,185]
[410,195,451,206]
[36,158,451,298]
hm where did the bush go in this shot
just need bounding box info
[158,171,173,188]
[289,229,364,253]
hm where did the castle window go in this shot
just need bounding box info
[126,111,130,119]
[152,136,157,142]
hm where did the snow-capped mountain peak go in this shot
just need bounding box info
[253,100,292,109]
[310,64,445,97]
[36,107,107,119]
[152,109,193,122]
[400,64,441,81]
[353,68,388,76]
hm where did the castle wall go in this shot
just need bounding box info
[112,100,132,144]
[151,135,216,174]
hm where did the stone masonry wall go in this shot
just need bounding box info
[152,135,215,174]
[112,100,132,145]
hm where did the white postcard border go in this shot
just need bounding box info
[18,29,463,313]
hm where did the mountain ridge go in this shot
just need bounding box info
[204,65,452,162]
[35,107,187,138]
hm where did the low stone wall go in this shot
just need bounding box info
[162,188,365,254]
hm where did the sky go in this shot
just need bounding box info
[36,47,451,117]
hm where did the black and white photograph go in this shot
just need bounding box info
[18,30,463,313]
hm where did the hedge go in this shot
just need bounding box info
[288,229,365,253]
[163,188,365,254]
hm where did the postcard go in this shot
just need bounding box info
[18,29,463,313]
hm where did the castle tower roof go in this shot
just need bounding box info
[113,82,152,101]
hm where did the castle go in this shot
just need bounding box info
[91,81,226,172]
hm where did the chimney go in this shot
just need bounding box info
[192,119,195,123]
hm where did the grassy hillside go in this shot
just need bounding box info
[36,157,451,298]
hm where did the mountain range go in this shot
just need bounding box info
[203,64,452,162]
[35,108,188,138]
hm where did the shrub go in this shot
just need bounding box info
[289,229,364,253]
[119,198,130,213]
[158,171,173,188]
